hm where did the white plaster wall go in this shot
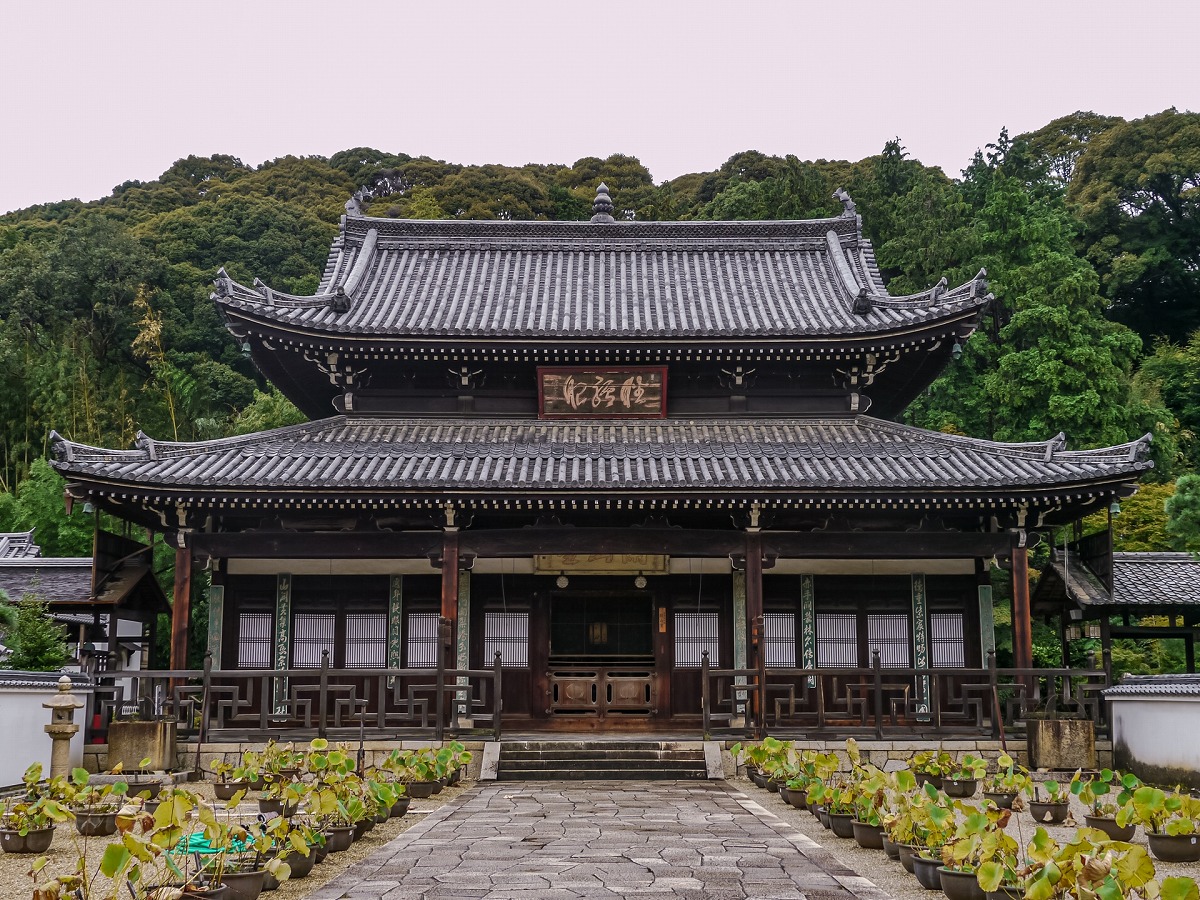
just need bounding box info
[0,685,91,787]
[1110,696,1200,778]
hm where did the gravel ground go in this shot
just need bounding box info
[730,776,1200,900]
[0,780,470,900]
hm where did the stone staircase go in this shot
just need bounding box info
[493,740,717,781]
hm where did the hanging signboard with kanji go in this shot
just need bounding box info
[537,366,667,419]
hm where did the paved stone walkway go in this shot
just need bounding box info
[308,781,890,900]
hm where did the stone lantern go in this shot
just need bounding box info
[43,675,84,778]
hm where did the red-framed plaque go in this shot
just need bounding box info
[537,366,668,419]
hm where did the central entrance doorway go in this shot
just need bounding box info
[548,592,656,718]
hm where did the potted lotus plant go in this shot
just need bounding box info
[1129,785,1200,863]
[938,803,1016,900]
[0,764,72,854]
[1070,768,1140,842]
[911,748,954,790]
[981,754,1031,810]
[910,784,958,891]
[943,754,988,799]
[66,768,128,837]
[1027,776,1071,824]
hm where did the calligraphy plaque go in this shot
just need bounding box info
[535,554,670,575]
[538,366,667,419]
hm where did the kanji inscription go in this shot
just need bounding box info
[538,366,667,418]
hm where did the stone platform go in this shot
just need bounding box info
[307,780,890,900]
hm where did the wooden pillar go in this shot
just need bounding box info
[745,532,764,727]
[744,532,764,667]
[170,547,192,670]
[441,530,460,664]
[1011,546,1033,670]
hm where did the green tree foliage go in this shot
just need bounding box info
[1165,473,1200,552]
[0,460,94,556]
[1,598,70,671]
[1069,109,1200,343]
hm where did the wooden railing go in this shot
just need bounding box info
[86,651,502,744]
[700,650,1110,740]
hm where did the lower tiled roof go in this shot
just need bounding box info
[1111,552,1200,605]
[50,415,1151,499]
[1104,674,1200,697]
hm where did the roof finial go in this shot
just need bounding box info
[591,182,615,223]
[833,187,856,218]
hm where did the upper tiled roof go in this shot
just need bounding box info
[0,531,39,559]
[212,209,992,341]
[1104,674,1200,697]
[50,416,1152,499]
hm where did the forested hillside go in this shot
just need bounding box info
[2,108,1198,571]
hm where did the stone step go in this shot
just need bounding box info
[500,749,705,762]
[497,766,710,781]
[495,740,711,781]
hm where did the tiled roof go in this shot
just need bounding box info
[1112,552,1200,605]
[212,214,992,340]
[0,531,39,559]
[50,416,1152,499]
[0,557,93,604]
[1104,674,1200,697]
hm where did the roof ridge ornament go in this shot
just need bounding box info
[833,187,856,218]
[591,183,616,223]
[345,190,368,218]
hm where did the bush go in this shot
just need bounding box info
[1,597,70,671]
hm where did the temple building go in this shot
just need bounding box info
[49,185,1151,733]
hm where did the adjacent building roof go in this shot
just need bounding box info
[0,555,92,604]
[1104,674,1200,697]
[0,531,39,559]
[212,203,992,342]
[1038,550,1200,610]
[51,415,1152,513]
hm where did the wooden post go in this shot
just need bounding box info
[1011,546,1033,671]
[744,532,763,731]
[440,530,460,661]
[170,547,192,671]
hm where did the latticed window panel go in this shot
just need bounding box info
[237,612,273,669]
[763,613,796,667]
[292,613,336,668]
[483,612,529,667]
[867,613,911,667]
[675,612,720,667]
[345,613,387,668]
[406,612,440,668]
[816,612,857,667]
[930,612,966,668]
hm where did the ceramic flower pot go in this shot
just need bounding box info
[0,826,54,854]
[258,797,297,818]
[897,843,920,874]
[405,781,437,800]
[828,811,856,839]
[1083,814,1136,842]
[915,773,943,791]
[1028,800,1069,824]
[220,869,266,900]
[213,781,247,802]
[74,810,119,837]
[939,867,986,900]
[982,791,1016,810]
[942,778,978,798]
[390,796,411,818]
[852,820,885,850]
[324,825,355,853]
[911,854,943,891]
[1147,831,1200,863]
[881,833,901,860]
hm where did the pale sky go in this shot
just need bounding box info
[3,0,1198,215]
